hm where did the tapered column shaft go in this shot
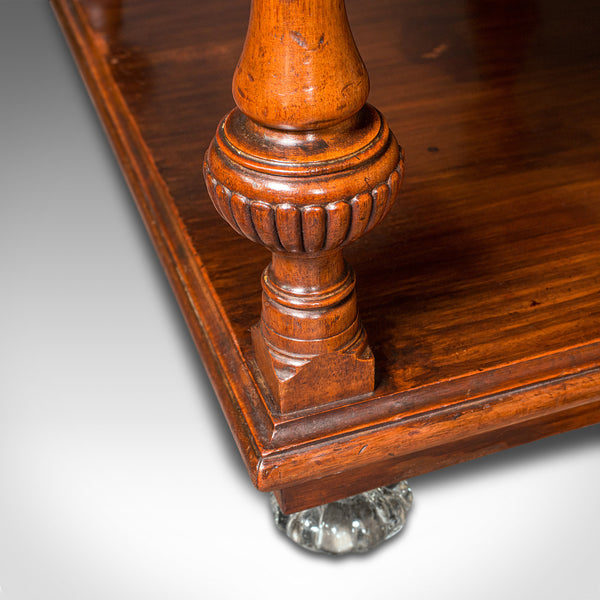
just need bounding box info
[204,0,404,413]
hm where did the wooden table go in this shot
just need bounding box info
[52,0,600,516]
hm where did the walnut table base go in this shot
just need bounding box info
[52,0,600,549]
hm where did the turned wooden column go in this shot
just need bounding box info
[204,0,403,413]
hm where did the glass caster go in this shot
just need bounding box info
[271,481,413,555]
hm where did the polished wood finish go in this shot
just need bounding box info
[204,0,403,412]
[52,0,600,513]
[233,0,368,130]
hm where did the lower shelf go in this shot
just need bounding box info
[52,0,600,512]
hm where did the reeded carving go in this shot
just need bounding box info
[203,161,403,254]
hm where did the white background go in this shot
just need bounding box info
[1,2,599,599]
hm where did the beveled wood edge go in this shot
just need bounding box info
[274,397,600,513]
[52,0,600,508]
[50,0,271,480]
[260,368,600,492]
[269,340,600,443]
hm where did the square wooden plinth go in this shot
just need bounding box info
[53,0,600,513]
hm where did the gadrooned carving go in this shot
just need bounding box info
[203,159,403,254]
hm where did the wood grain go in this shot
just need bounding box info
[52,0,600,512]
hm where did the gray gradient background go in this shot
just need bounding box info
[1,1,599,599]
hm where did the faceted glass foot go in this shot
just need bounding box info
[271,481,413,555]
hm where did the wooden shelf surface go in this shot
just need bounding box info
[52,0,600,511]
